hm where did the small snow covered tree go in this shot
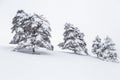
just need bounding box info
[92,36,102,58]
[10,10,53,53]
[92,36,119,62]
[101,36,118,62]
[58,23,88,55]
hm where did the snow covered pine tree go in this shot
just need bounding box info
[58,23,88,55]
[92,36,119,62]
[10,10,53,53]
[92,36,103,59]
[102,36,118,62]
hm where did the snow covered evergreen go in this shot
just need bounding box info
[92,36,119,62]
[10,10,53,53]
[102,36,118,62]
[58,23,88,55]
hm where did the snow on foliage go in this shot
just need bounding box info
[58,23,88,55]
[10,10,53,53]
[92,36,119,62]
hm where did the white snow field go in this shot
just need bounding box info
[0,0,120,80]
[0,45,120,80]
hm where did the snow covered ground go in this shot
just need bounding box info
[0,45,119,80]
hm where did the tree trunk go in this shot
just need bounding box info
[74,50,77,54]
[32,48,35,53]
[84,49,89,56]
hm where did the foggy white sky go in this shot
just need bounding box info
[0,0,120,52]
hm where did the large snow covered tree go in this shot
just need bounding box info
[58,23,88,55]
[92,36,119,62]
[22,14,53,52]
[10,10,53,53]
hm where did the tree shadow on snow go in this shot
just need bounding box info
[12,48,52,56]
[59,51,87,56]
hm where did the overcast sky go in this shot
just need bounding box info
[0,0,120,52]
